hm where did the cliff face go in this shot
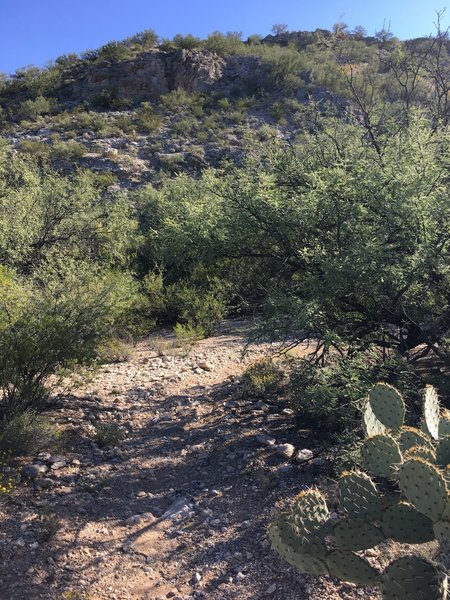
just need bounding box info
[59,50,268,104]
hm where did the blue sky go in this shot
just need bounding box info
[0,1,446,74]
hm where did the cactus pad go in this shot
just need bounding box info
[268,523,329,576]
[433,519,450,542]
[438,411,450,437]
[326,549,380,586]
[397,458,447,522]
[399,426,432,453]
[381,555,448,600]
[291,489,330,532]
[368,383,405,430]
[363,399,387,437]
[436,437,450,468]
[404,445,436,463]
[423,385,440,440]
[333,517,384,550]
[381,502,434,543]
[338,471,381,521]
[361,434,402,478]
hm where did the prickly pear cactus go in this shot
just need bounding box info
[381,556,447,600]
[423,385,440,439]
[361,433,402,478]
[269,382,450,599]
[337,470,381,521]
[367,383,405,430]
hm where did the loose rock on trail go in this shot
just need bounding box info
[0,321,381,599]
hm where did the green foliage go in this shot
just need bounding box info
[94,421,125,447]
[173,33,202,50]
[0,411,60,455]
[269,383,450,599]
[0,265,136,417]
[203,31,245,56]
[134,102,163,132]
[18,95,56,120]
[0,149,138,273]
[241,358,283,396]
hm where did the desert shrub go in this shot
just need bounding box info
[16,139,50,157]
[17,95,56,120]
[158,152,185,172]
[39,508,61,541]
[134,102,163,132]
[160,89,202,112]
[97,41,131,62]
[241,358,283,396]
[169,279,228,337]
[0,149,139,273]
[0,264,138,418]
[124,29,159,50]
[203,31,245,56]
[0,411,60,455]
[288,348,421,457]
[173,33,201,50]
[49,140,87,160]
[96,338,133,363]
[173,321,204,343]
[94,421,125,447]
[0,451,17,496]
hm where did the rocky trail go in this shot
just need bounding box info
[0,321,380,600]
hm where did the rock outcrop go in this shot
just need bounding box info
[58,49,268,104]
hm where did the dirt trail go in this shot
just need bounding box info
[0,321,379,600]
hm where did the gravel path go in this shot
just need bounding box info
[0,321,380,599]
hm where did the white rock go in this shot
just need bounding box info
[276,443,295,458]
[265,583,277,595]
[297,449,314,462]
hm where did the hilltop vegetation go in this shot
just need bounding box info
[0,19,450,458]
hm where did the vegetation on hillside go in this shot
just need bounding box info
[1,19,450,461]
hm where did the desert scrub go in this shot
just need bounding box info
[0,412,61,456]
[240,357,283,397]
[94,421,125,447]
[96,338,133,363]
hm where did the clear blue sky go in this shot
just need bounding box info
[0,0,446,74]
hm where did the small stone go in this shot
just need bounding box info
[265,583,277,595]
[23,463,48,478]
[297,449,314,462]
[194,572,202,583]
[197,361,213,372]
[125,512,156,526]
[236,572,245,581]
[276,443,295,458]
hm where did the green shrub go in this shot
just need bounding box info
[50,140,87,160]
[96,338,133,363]
[94,421,125,447]
[134,102,163,132]
[173,33,202,50]
[203,31,245,56]
[241,358,283,396]
[17,96,55,120]
[16,139,50,157]
[173,321,205,343]
[0,411,60,455]
[0,266,136,418]
[160,89,202,111]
